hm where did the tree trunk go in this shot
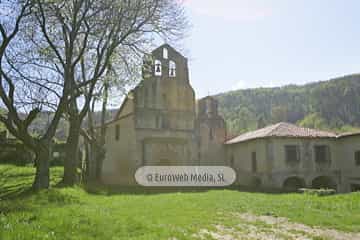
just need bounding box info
[95,80,108,180]
[63,119,81,185]
[32,144,50,190]
[88,141,97,180]
[82,140,90,181]
[95,143,105,179]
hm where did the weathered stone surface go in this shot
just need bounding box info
[101,44,226,185]
[101,44,359,192]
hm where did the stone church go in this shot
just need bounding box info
[101,44,226,185]
[101,44,360,193]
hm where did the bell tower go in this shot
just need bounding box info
[142,44,190,84]
[197,96,226,165]
[134,44,198,166]
[137,44,195,130]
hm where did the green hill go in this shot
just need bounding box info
[2,74,360,140]
[0,108,118,141]
[215,74,360,135]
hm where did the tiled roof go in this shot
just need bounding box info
[226,122,337,144]
[337,131,360,138]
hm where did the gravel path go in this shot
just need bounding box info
[196,213,360,240]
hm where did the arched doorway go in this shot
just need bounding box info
[283,176,305,191]
[312,176,337,190]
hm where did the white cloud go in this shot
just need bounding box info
[183,0,274,22]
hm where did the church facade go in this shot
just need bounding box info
[101,44,360,192]
[101,44,226,185]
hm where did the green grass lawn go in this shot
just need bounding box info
[0,165,359,239]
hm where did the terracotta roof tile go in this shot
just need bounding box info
[226,122,336,144]
[337,131,360,138]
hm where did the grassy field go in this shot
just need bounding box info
[0,165,359,239]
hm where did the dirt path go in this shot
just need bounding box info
[196,213,360,240]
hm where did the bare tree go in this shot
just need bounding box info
[82,48,139,181]
[32,0,188,185]
[0,0,69,190]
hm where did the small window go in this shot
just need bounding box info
[161,115,168,129]
[154,60,162,76]
[251,152,257,173]
[230,155,234,167]
[163,48,168,59]
[285,145,300,164]
[355,151,360,166]
[169,60,176,77]
[115,124,120,141]
[314,145,330,163]
[155,115,161,129]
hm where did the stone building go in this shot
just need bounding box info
[225,122,360,192]
[101,44,226,185]
[101,44,359,192]
[336,132,360,192]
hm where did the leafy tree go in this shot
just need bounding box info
[297,113,328,130]
[271,106,288,123]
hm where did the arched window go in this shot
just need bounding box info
[163,48,168,59]
[169,60,176,77]
[154,60,162,76]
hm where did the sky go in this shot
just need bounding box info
[182,0,360,97]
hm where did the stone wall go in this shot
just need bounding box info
[101,44,201,185]
[226,137,350,191]
[336,135,360,192]
[197,97,226,165]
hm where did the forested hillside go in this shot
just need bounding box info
[0,109,118,141]
[215,74,360,135]
[2,74,360,140]
[27,110,118,141]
